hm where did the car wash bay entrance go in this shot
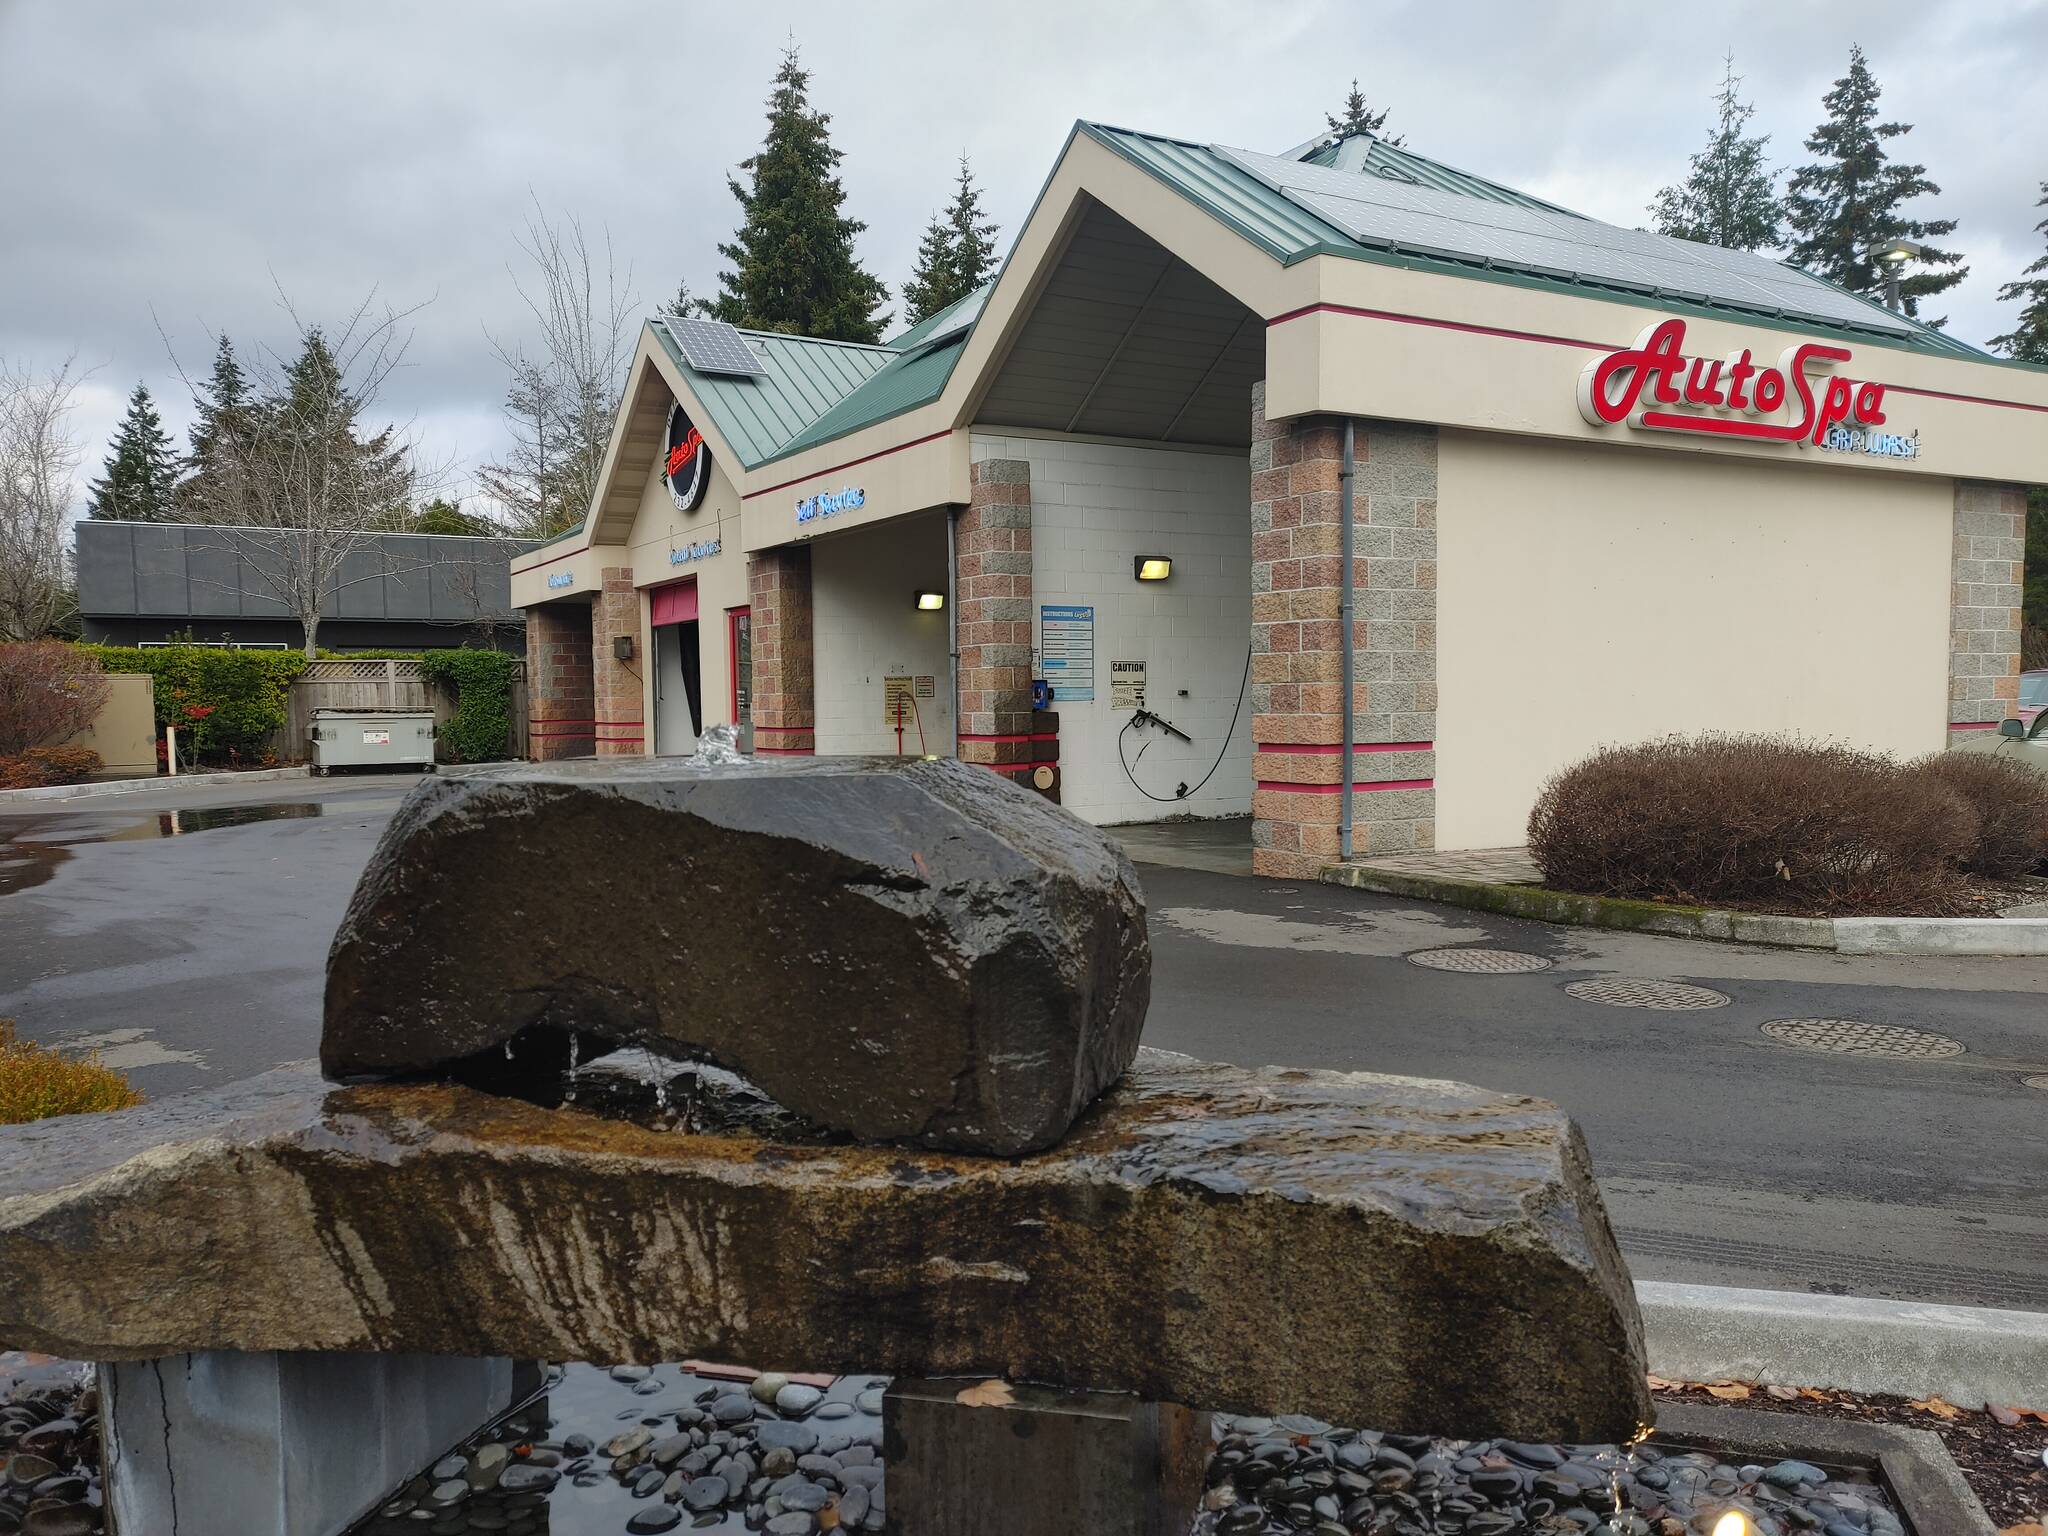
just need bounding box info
[650,578,702,755]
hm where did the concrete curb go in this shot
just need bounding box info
[0,766,311,804]
[1637,1280,2048,1408]
[1319,864,2048,956]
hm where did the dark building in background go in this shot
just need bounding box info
[75,520,537,652]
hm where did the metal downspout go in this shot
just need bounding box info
[947,505,961,759]
[1339,420,1356,861]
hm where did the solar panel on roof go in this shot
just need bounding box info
[669,317,768,377]
[917,286,989,349]
[1219,146,1917,339]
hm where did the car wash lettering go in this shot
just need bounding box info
[795,486,865,524]
[1578,318,1890,448]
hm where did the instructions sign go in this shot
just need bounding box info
[883,675,916,723]
[1039,604,1095,703]
[1111,660,1147,710]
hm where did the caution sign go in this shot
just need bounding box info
[883,675,916,722]
[1111,660,1147,710]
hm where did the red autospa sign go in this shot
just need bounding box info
[1577,318,1891,448]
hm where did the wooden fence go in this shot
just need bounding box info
[269,659,528,762]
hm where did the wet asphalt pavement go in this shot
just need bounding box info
[2,774,2044,1311]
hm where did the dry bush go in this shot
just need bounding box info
[1528,734,1977,916]
[1913,751,2048,879]
[0,1019,144,1124]
[0,745,100,789]
[0,641,108,756]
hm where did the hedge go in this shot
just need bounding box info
[74,644,306,763]
[418,648,518,763]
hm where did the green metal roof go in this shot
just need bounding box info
[767,332,968,462]
[648,318,897,468]
[886,283,991,350]
[1296,131,1580,216]
[1081,123,1992,363]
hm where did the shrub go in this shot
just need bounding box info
[1913,751,2048,879]
[419,648,518,763]
[0,1019,144,1124]
[0,746,101,789]
[1528,734,1977,916]
[0,641,109,756]
[75,644,306,762]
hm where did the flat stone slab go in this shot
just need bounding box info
[322,754,1151,1154]
[0,1051,1650,1442]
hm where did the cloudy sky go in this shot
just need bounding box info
[3,0,2042,517]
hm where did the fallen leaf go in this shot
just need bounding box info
[954,1378,1015,1408]
[1646,1375,1679,1391]
[1798,1388,1831,1402]
[1996,1524,2045,1536]
[1909,1396,1962,1420]
[1989,1403,2025,1426]
[1765,1385,1799,1401]
[1704,1382,1752,1401]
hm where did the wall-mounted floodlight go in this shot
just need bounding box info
[1133,556,1172,582]
[914,590,945,611]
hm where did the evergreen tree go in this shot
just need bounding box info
[85,383,179,522]
[661,281,704,320]
[1989,180,2048,363]
[1326,79,1401,146]
[180,335,258,521]
[412,498,499,536]
[710,47,890,342]
[1782,45,1966,319]
[1649,55,1781,251]
[902,155,1002,325]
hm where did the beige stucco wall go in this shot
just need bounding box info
[1434,430,1954,851]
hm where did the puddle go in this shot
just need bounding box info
[0,802,334,896]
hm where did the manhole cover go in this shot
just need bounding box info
[1563,977,1731,1010]
[1406,948,1553,974]
[2024,1075,2048,1092]
[1760,1019,1965,1059]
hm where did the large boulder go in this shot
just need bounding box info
[0,1052,1651,1442]
[322,755,1150,1155]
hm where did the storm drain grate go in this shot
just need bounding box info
[1406,947,1553,974]
[1759,1018,1965,1059]
[1564,977,1731,1010]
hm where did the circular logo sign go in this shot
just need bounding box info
[663,401,709,513]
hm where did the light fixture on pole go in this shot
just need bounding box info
[1870,237,1929,314]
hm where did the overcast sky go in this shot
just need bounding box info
[3,0,2042,518]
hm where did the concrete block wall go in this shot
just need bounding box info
[524,603,594,760]
[812,510,955,756]
[593,567,644,755]
[748,546,815,755]
[1249,382,1439,878]
[972,433,1252,825]
[955,458,1036,775]
[1949,480,2026,741]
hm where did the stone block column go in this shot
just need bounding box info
[1249,382,1438,878]
[593,566,644,755]
[956,458,1036,778]
[1948,481,2026,744]
[749,547,815,755]
[524,603,594,760]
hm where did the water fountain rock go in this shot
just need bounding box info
[322,754,1150,1155]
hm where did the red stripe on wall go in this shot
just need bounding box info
[1948,720,2002,730]
[754,746,816,756]
[1255,740,1432,754]
[957,732,1062,743]
[741,428,955,501]
[1256,778,1434,794]
[752,723,817,733]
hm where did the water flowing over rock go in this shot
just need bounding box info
[321,754,1151,1154]
[0,1051,1651,1442]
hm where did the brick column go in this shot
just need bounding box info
[1249,382,1438,878]
[956,458,1035,777]
[525,604,594,760]
[1948,481,2026,744]
[591,567,644,755]
[749,547,815,755]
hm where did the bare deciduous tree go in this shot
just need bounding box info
[0,356,87,642]
[478,199,636,539]
[177,290,432,658]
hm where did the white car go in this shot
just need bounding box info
[1953,709,2048,778]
